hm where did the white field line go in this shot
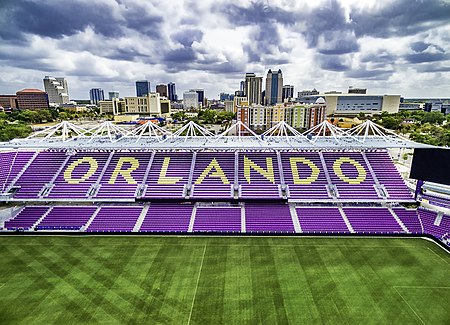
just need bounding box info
[187,244,207,325]
[427,247,450,266]
[393,286,450,289]
[393,286,425,325]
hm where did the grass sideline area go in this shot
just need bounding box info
[0,236,448,324]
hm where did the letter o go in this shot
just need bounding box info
[64,157,98,184]
[332,157,366,184]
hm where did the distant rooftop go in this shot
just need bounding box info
[16,88,46,93]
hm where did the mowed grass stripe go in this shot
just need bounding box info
[0,237,448,324]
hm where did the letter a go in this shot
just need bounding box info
[243,156,274,184]
[157,157,183,184]
[195,158,230,184]
[108,157,140,184]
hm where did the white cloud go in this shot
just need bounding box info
[0,0,449,98]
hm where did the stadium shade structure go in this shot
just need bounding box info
[0,120,432,150]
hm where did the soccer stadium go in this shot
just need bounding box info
[0,119,449,323]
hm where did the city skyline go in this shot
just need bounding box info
[0,0,449,99]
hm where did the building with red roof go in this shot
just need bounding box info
[16,89,49,110]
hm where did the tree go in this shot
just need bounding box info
[0,121,32,141]
[421,111,445,125]
[35,109,53,123]
[17,110,39,123]
[171,111,187,122]
[379,116,403,130]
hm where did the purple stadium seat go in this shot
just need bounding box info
[343,207,404,233]
[36,206,97,230]
[245,203,294,233]
[297,207,349,233]
[0,151,36,193]
[365,151,413,201]
[4,206,49,230]
[87,206,143,232]
[14,151,67,199]
[418,208,450,241]
[139,203,193,232]
[393,207,422,233]
[193,206,241,232]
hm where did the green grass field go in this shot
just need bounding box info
[0,236,448,324]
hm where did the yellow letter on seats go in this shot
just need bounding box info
[332,157,366,184]
[243,156,274,184]
[157,157,183,184]
[195,158,230,184]
[64,157,98,184]
[108,157,139,184]
[290,157,319,184]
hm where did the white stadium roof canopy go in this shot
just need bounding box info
[0,120,433,150]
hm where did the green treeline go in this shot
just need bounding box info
[372,110,450,146]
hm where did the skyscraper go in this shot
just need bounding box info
[189,89,205,107]
[43,76,69,106]
[183,91,199,110]
[89,88,104,105]
[136,80,151,97]
[282,85,294,102]
[108,91,119,100]
[265,69,283,106]
[194,89,205,106]
[167,82,177,101]
[244,73,262,106]
[156,84,168,98]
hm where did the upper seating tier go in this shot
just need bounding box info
[1,149,413,202]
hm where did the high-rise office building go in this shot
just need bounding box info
[189,89,205,107]
[265,69,283,106]
[220,93,234,101]
[136,80,151,97]
[43,76,69,106]
[108,91,119,100]
[156,84,168,98]
[282,85,294,102]
[240,81,245,92]
[244,73,263,106]
[167,82,177,101]
[183,91,199,110]
[89,88,104,105]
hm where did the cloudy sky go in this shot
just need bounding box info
[0,0,449,100]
